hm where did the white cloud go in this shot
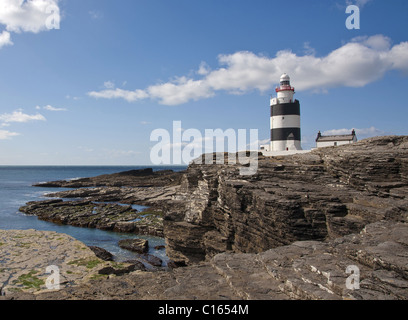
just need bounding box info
[351,34,392,51]
[386,42,408,74]
[197,61,211,75]
[322,126,385,139]
[303,42,316,56]
[346,0,372,8]
[0,129,19,140]
[88,35,408,106]
[65,95,80,100]
[88,88,149,103]
[0,0,60,33]
[0,110,46,123]
[0,0,61,49]
[103,81,115,89]
[42,105,67,111]
[147,77,214,105]
[0,30,12,48]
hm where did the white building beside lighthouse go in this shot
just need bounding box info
[261,74,308,156]
[316,130,357,148]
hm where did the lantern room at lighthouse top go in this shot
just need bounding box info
[272,73,295,105]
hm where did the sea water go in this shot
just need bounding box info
[0,166,186,263]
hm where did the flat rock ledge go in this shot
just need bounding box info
[18,169,184,238]
[3,221,407,300]
[0,229,143,297]
[19,200,164,237]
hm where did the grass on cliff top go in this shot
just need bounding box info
[68,257,103,269]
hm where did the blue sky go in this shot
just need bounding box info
[0,0,407,165]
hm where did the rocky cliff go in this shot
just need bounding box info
[3,136,408,300]
[163,136,408,266]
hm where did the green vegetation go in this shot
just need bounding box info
[90,274,108,280]
[13,270,45,290]
[140,208,164,217]
[111,262,125,269]
[68,258,102,269]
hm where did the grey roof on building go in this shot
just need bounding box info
[317,134,355,142]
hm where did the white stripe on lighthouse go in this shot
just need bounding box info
[270,115,300,129]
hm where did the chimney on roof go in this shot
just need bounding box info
[316,131,322,142]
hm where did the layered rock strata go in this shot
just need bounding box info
[45,185,179,209]
[19,199,164,237]
[163,136,408,265]
[34,168,184,189]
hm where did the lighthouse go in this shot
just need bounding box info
[269,74,302,151]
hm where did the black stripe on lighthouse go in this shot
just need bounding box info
[271,128,301,142]
[271,100,300,117]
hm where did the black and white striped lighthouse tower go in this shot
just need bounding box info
[270,74,302,151]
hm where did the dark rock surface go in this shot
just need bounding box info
[139,254,163,267]
[19,199,164,237]
[46,185,179,209]
[118,239,149,254]
[163,136,408,266]
[34,168,184,188]
[88,246,114,261]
